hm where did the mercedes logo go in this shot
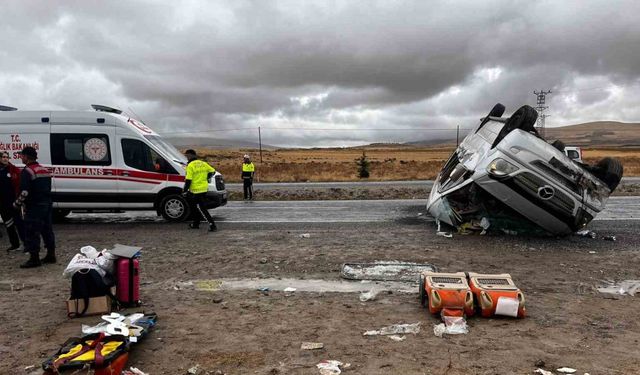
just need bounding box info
[537,185,555,200]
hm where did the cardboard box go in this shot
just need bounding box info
[66,296,112,318]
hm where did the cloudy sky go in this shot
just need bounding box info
[2,1,640,147]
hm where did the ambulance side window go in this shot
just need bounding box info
[51,134,111,166]
[121,138,177,174]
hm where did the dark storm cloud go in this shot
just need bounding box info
[1,0,640,146]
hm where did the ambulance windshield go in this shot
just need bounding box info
[144,135,187,165]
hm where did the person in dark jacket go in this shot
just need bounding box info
[14,146,56,268]
[0,151,24,251]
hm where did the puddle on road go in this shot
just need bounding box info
[174,278,417,294]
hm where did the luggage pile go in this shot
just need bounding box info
[64,244,142,317]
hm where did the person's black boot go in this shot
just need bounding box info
[41,249,57,264]
[6,244,20,252]
[208,223,217,232]
[20,253,41,269]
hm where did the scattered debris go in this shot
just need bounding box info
[597,280,640,296]
[24,365,36,371]
[603,235,616,241]
[260,258,268,264]
[299,233,311,238]
[480,217,490,235]
[316,360,343,375]
[258,287,271,292]
[284,287,297,293]
[364,322,421,336]
[187,364,201,374]
[436,231,453,238]
[359,289,378,302]
[534,359,546,367]
[433,316,468,337]
[341,261,436,282]
[576,230,597,239]
[388,335,405,342]
[212,296,224,303]
[301,342,324,350]
[556,367,577,374]
[588,251,596,254]
[417,212,423,216]
[534,369,554,375]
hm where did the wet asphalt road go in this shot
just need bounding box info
[65,196,640,225]
[225,177,640,192]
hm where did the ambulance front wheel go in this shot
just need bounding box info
[160,194,191,222]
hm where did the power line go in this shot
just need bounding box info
[160,127,472,136]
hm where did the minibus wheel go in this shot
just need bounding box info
[491,105,539,148]
[160,194,191,222]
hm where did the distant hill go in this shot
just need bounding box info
[408,121,640,148]
[165,122,640,150]
[165,136,276,150]
[544,121,640,147]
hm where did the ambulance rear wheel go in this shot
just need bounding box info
[160,194,191,222]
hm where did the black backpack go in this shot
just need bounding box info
[70,269,115,317]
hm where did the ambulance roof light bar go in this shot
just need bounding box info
[0,105,18,111]
[91,104,122,115]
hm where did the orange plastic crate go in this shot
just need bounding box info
[419,272,474,317]
[467,272,526,318]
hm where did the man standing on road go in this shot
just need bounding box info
[183,149,217,232]
[14,146,56,268]
[0,151,24,251]
[241,154,255,201]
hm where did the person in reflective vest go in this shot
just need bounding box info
[241,154,255,201]
[14,146,56,268]
[0,151,25,252]
[183,149,217,232]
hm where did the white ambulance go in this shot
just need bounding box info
[0,104,227,222]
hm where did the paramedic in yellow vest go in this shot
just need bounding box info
[241,154,255,201]
[182,149,217,231]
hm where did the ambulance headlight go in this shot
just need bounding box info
[487,158,518,177]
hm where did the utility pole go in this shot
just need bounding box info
[456,125,460,147]
[533,90,551,138]
[258,126,263,163]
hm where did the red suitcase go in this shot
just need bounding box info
[115,257,140,306]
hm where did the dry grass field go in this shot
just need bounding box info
[194,146,640,182]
